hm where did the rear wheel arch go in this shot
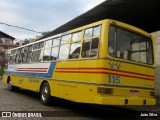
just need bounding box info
[7,76,19,91]
[7,76,11,83]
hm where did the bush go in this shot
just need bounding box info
[0,68,4,76]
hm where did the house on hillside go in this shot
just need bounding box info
[0,31,19,54]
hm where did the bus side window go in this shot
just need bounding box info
[20,48,24,63]
[31,51,38,62]
[82,40,91,58]
[69,42,81,59]
[23,45,32,63]
[33,43,39,50]
[90,38,99,57]
[17,49,20,54]
[16,54,20,63]
[93,25,101,37]
[43,48,51,61]
[9,56,12,63]
[50,38,60,61]
[45,40,52,48]
[11,50,14,55]
[82,38,99,58]
[59,44,70,60]
[27,52,32,63]
[39,42,44,48]
[24,46,29,52]
[11,55,16,64]
[38,50,43,61]
[29,45,33,51]
[19,54,23,63]
[53,38,60,46]
[23,52,28,63]
[43,40,52,61]
[72,31,82,42]
[13,55,16,63]
[61,34,71,44]
[84,28,93,38]
[51,47,59,60]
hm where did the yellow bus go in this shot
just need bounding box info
[2,19,156,105]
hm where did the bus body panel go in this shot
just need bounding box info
[53,59,154,89]
[2,58,155,105]
[2,19,156,105]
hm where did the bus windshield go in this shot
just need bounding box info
[108,26,154,65]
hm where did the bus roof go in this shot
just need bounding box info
[9,19,151,51]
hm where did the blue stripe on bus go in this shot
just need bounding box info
[4,62,56,78]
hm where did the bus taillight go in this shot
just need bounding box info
[150,91,155,96]
[97,87,113,94]
[130,90,139,96]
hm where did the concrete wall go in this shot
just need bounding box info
[155,67,160,97]
[152,31,160,66]
[151,31,160,96]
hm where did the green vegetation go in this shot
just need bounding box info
[0,38,3,43]
[0,50,7,76]
[0,67,4,76]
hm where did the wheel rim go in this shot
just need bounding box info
[41,86,49,101]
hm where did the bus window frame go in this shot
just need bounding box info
[107,25,154,65]
[81,25,101,59]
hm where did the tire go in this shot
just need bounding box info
[8,78,20,91]
[40,82,52,106]
[8,79,16,91]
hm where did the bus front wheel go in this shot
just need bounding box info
[40,82,52,105]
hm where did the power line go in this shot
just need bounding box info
[0,22,42,33]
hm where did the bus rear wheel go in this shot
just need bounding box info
[40,82,52,106]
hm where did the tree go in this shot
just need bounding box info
[0,38,3,43]
[22,39,30,45]
[0,50,5,57]
[15,42,20,45]
[0,56,8,66]
[0,49,8,66]
[0,51,8,76]
[41,31,50,37]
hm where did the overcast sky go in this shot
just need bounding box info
[0,0,105,41]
